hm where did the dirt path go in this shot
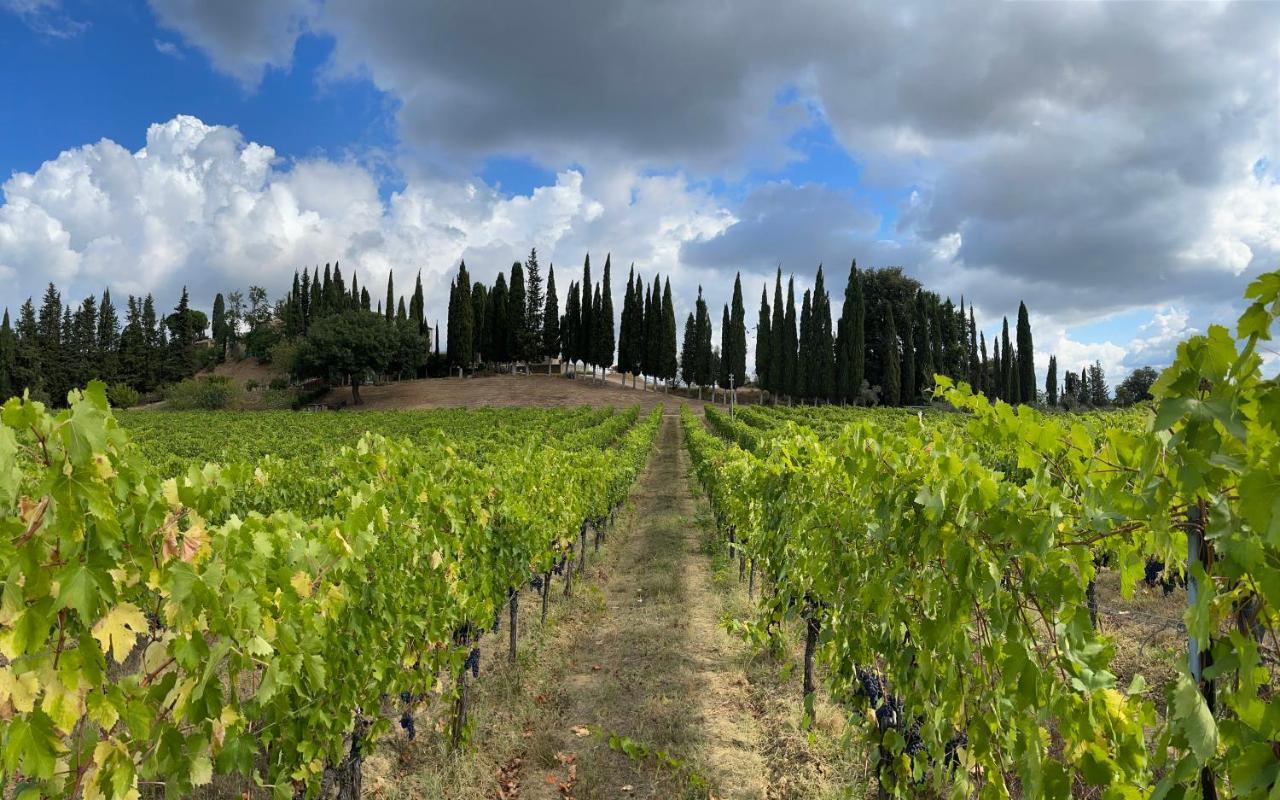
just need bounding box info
[519,413,768,800]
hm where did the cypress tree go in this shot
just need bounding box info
[509,261,527,361]
[97,290,120,383]
[979,332,989,397]
[1000,317,1013,401]
[692,288,711,391]
[661,278,677,387]
[37,283,64,400]
[489,273,510,363]
[719,305,732,389]
[542,264,560,361]
[756,286,771,389]
[619,268,634,379]
[0,310,13,400]
[1046,355,1058,406]
[783,277,798,400]
[647,275,662,383]
[447,262,473,368]
[589,284,603,376]
[563,282,580,366]
[916,291,936,396]
[797,290,812,400]
[385,271,395,321]
[729,273,747,388]
[412,272,426,334]
[597,255,615,370]
[991,338,1001,401]
[1088,361,1108,406]
[769,270,785,399]
[968,307,980,393]
[883,306,901,406]
[579,255,593,368]
[1016,301,1035,403]
[360,287,370,312]
[849,269,866,402]
[811,266,834,401]
[680,312,697,387]
[299,269,311,330]
[902,319,916,405]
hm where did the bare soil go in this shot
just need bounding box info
[323,373,706,411]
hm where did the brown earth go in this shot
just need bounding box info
[322,373,710,411]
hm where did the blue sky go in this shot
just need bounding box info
[1,0,1277,381]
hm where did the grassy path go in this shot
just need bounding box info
[516,412,768,799]
[379,411,867,800]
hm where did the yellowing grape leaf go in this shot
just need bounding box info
[0,666,40,714]
[291,572,313,598]
[92,603,148,663]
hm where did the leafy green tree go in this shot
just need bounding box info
[296,309,395,404]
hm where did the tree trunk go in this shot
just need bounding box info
[329,716,371,800]
[351,377,362,405]
[508,589,518,663]
[803,612,820,729]
[748,560,756,600]
[541,571,552,624]
[578,522,588,576]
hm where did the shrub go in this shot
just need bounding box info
[106,383,140,409]
[164,375,242,410]
[268,378,289,391]
[246,379,260,392]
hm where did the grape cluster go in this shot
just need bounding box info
[490,609,502,634]
[855,667,883,706]
[552,556,567,576]
[1143,557,1184,595]
[399,711,417,740]
[530,573,544,591]
[465,647,481,678]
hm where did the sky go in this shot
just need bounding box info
[1,0,1278,385]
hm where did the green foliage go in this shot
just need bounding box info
[681,266,1280,799]
[105,383,139,409]
[164,374,242,410]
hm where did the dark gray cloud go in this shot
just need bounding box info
[129,0,1280,341]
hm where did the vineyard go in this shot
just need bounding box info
[0,398,660,798]
[685,271,1280,797]
[0,272,1277,800]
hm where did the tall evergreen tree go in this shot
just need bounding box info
[618,268,635,379]
[991,338,1001,401]
[1088,361,1109,406]
[97,289,120,383]
[661,278,677,387]
[411,272,426,334]
[968,307,981,393]
[0,311,13,400]
[1016,301,1035,402]
[525,248,543,349]
[718,305,732,389]
[542,264,560,361]
[979,331,989,396]
[578,255,593,367]
[471,283,488,363]
[1046,355,1058,406]
[563,281,580,366]
[797,289,812,400]
[783,277,798,399]
[446,262,473,368]
[755,286,771,389]
[13,300,40,396]
[693,287,713,391]
[37,283,64,399]
[597,255,615,370]
[1000,317,1013,401]
[902,321,916,404]
[680,312,697,387]
[646,275,662,383]
[811,266,834,401]
[508,261,527,361]
[728,273,747,388]
[385,271,395,321]
[914,292,934,400]
[488,273,511,363]
[769,270,785,399]
[883,306,901,406]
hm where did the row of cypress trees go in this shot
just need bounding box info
[0,283,202,404]
[752,262,1041,406]
[446,249,562,371]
